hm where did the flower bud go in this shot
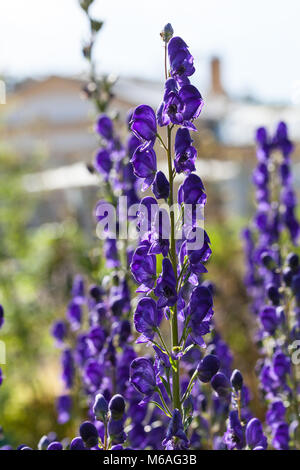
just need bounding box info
[211,372,231,399]
[109,394,126,420]
[260,252,276,271]
[79,421,99,448]
[70,437,85,450]
[283,267,293,286]
[93,393,109,422]
[197,355,220,383]
[230,369,243,391]
[47,441,63,450]
[160,23,174,43]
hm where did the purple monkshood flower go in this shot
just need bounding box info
[162,409,189,450]
[152,171,170,200]
[94,148,113,179]
[70,437,85,450]
[149,207,170,258]
[47,442,63,450]
[154,258,177,308]
[130,357,157,396]
[131,242,157,292]
[131,145,157,190]
[245,418,268,450]
[168,36,195,84]
[178,173,206,206]
[134,297,162,342]
[84,359,103,391]
[223,410,245,450]
[187,285,214,346]
[266,400,286,427]
[0,304,4,329]
[186,229,212,274]
[56,394,72,424]
[95,115,114,141]
[174,128,196,174]
[52,320,67,344]
[108,418,127,445]
[211,373,231,400]
[197,355,220,383]
[273,121,293,158]
[157,78,204,130]
[71,274,85,302]
[130,105,157,149]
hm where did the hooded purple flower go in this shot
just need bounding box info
[223,410,245,450]
[266,400,286,427]
[104,238,120,268]
[154,258,177,308]
[168,36,195,84]
[157,79,203,130]
[178,173,206,206]
[130,357,157,396]
[174,128,196,174]
[130,105,157,149]
[245,418,268,450]
[84,359,103,391]
[131,145,157,190]
[95,115,114,141]
[134,297,162,341]
[188,285,213,346]
[94,148,112,179]
[152,171,170,200]
[197,354,220,383]
[162,409,189,450]
[56,395,72,424]
[131,242,156,292]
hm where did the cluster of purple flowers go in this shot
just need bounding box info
[243,122,300,450]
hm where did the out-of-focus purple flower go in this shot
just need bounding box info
[245,418,268,450]
[130,105,157,149]
[51,320,67,344]
[94,149,112,179]
[131,243,156,292]
[266,400,286,427]
[168,36,195,84]
[230,369,243,391]
[61,349,75,389]
[211,373,231,400]
[273,121,293,158]
[154,258,177,308]
[152,171,170,200]
[130,357,157,396]
[56,394,72,425]
[71,275,85,302]
[134,297,162,341]
[95,115,114,141]
[66,301,82,331]
[223,410,245,450]
[174,128,196,174]
[104,239,120,269]
[188,285,214,346]
[84,359,103,391]
[131,145,157,190]
[197,355,220,383]
[88,326,106,353]
[272,422,290,450]
[162,409,189,450]
[259,306,278,334]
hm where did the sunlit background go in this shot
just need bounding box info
[0,0,300,447]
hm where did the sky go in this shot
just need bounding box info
[0,0,299,103]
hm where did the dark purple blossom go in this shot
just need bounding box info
[130,105,157,149]
[130,357,157,396]
[245,418,267,450]
[168,36,195,84]
[197,355,220,383]
[162,409,189,450]
[134,297,162,341]
[152,171,170,200]
[131,145,157,190]
[154,258,177,308]
[94,148,112,179]
[188,285,214,346]
[174,128,196,174]
[95,115,114,141]
[131,242,156,292]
